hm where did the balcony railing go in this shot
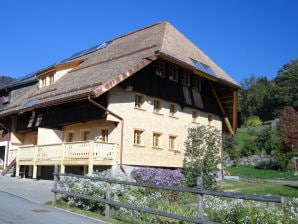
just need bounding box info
[17,141,117,164]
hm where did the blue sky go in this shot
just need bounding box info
[1,0,297,83]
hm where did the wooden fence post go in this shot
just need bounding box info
[196,175,204,219]
[53,164,58,206]
[105,170,111,218]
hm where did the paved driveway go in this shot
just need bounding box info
[0,176,54,204]
[0,176,108,223]
[0,190,107,224]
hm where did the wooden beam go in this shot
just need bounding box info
[209,81,234,135]
[233,91,238,133]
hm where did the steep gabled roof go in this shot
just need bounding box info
[0,21,239,116]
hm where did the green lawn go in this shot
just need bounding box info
[225,166,298,180]
[221,180,298,198]
[222,166,298,198]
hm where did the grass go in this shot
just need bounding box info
[234,128,256,151]
[222,166,298,197]
[225,166,298,180]
[221,180,298,198]
[48,200,127,224]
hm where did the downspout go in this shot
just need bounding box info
[87,95,127,176]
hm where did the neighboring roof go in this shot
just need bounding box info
[0,21,239,116]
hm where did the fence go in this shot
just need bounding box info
[52,168,284,224]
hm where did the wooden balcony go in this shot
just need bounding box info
[17,141,117,167]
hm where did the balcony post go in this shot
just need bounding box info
[32,165,37,179]
[88,141,94,175]
[32,146,38,179]
[15,148,20,177]
[15,165,20,177]
[60,143,65,174]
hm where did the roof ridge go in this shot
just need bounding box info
[111,21,168,42]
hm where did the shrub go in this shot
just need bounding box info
[204,196,298,224]
[256,126,274,155]
[58,172,107,212]
[245,116,262,127]
[182,125,221,189]
[130,168,185,186]
[240,140,258,157]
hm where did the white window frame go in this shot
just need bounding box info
[134,129,144,146]
[152,132,162,149]
[134,94,144,109]
[192,110,198,123]
[153,99,162,113]
[100,128,109,143]
[81,129,91,141]
[169,103,177,117]
[169,135,177,151]
[65,131,75,142]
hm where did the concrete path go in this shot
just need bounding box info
[0,176,109,223]
[0,176,54,204]
[0,190,107,224]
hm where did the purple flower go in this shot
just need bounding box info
[131,168,185,186]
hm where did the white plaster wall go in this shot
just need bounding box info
[107,87,222,168]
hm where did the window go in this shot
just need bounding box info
[193,76,201,90]
[208,114,213,126]
[155,61,166,78]
[153,133,162,148]
[41,77,47,88]
[134,129,144,146]
[81,130,91,141]
[153,99,162,113]
[39,73,55,88]
[192,110,198,123]
[182,70,190,86]
[169,65,178,82]
[169,103,177,117]
[66,132,74,142]
[135,94,144,109]
[169,135,177,150]
[100,128,109,142]
[49,74,54,85]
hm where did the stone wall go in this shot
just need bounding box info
[224,154,273,167]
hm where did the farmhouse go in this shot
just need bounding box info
[0,21,239,179]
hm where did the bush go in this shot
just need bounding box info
[130,168,185,186]
[182,125,221,189]
[204,196,298,224]
[240,140,258,157]
[245,116,262,127]
[58,172,107,212]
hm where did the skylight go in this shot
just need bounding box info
[66,40,113,61]
[190,58,217,77]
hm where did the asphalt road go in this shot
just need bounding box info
[0,190,107,224]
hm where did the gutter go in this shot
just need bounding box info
[87,95,127,176]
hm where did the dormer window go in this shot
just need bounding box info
[37,60,83,89]
[39,73,55,88]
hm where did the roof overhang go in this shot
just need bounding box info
[92,56,158,97]
[156,51,240,90]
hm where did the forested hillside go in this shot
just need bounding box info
[0,75,15,88]
[238,58,298,125]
